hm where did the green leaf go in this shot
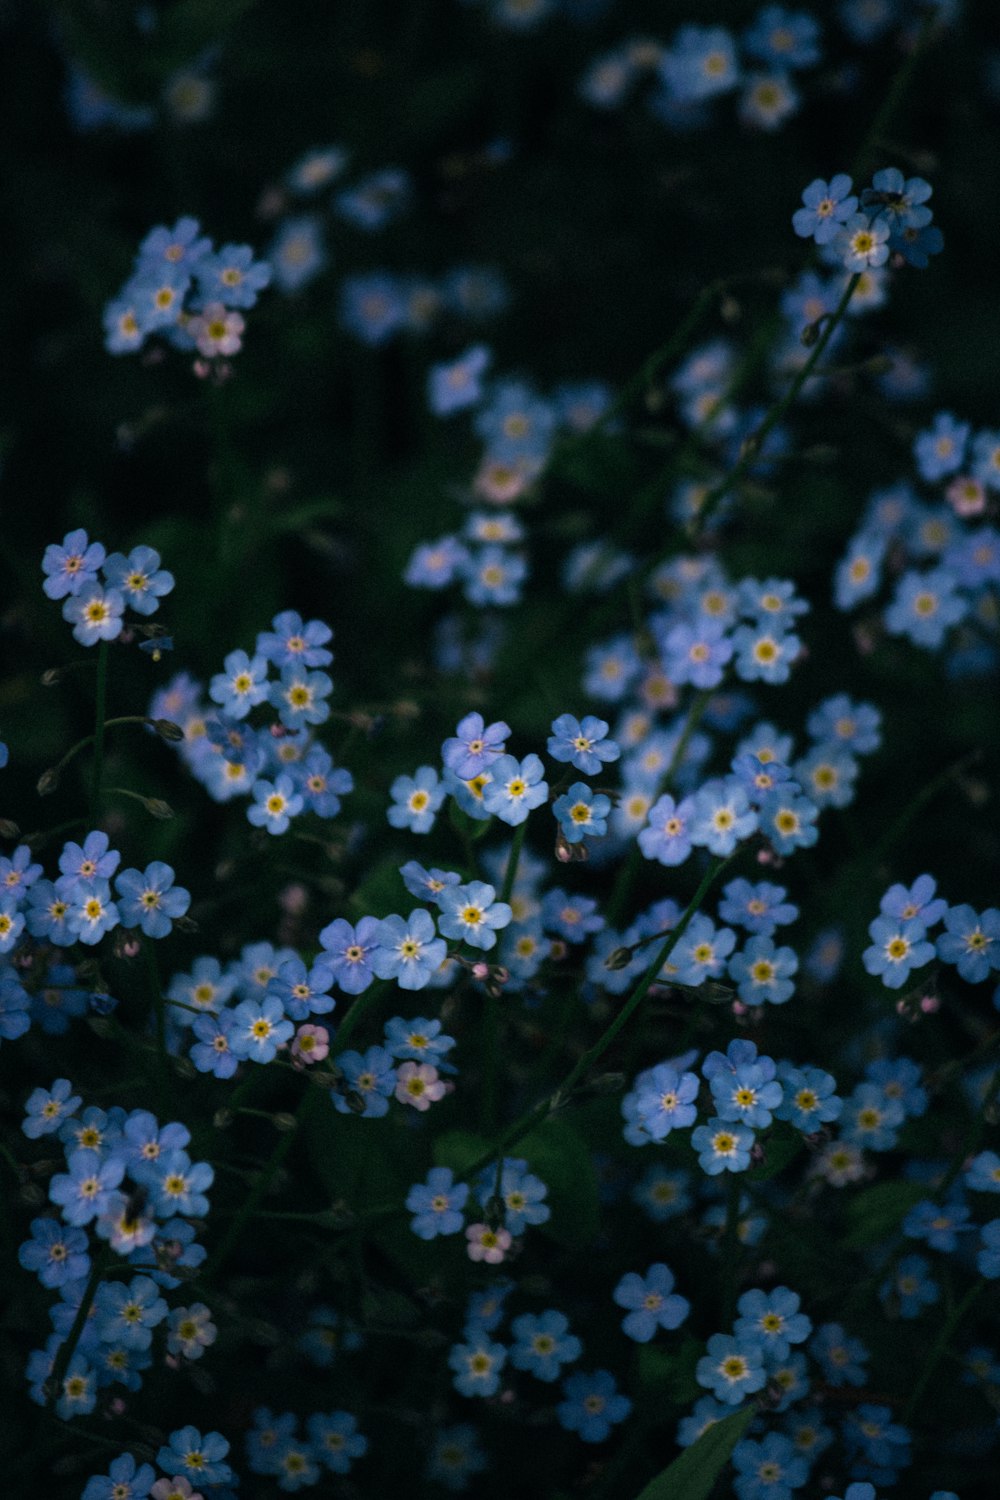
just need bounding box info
[517,1116,600,1248]
[843,1180,928,1249]
[434,1129,493,1176]
[630,1405,754,1500]
[747,1123,802,1183]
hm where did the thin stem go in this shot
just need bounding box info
[721,1175,742,1327]
[331,979,387,1058]
[201,1087,320,1285]
[48,1252,109,1407]
[872,749,981,861]
[499,821,527,906]
[686,274,861,540]
[902,1280,983,1425]
[143,938,170,1115]
[89,641,109,824]
[459,855,730,1185]
[604,687,713,928]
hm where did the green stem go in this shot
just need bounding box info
[604,688,713,928]
[48,1252,109,1407]
[499,821,527,906]
[687,274,861,540]
[850,9,939,181]
[872,750,981,861]
[721,1174,742,1327]
[89,641,109,823]
[143,939,170,1114]
[459,855,730,1184]
[903,1280,983,1425]
[201,1087,320,1285]
[331,979,387,1058]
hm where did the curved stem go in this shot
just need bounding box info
[89,641,109,824]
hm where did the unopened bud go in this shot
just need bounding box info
[173,914,198,933]
[0,819,20,840]
[152,719,185,742]
[213,1109,235,1130]
[87,1016,115,1039]
[345,1090,367,1115]
[144,798,175,820]
[41,668,64,687]
[273,1112,297,1133]
[604,946,635,971]
[483,1195,506,1231]
[37,769,60,796]
[584,1071,626,1096]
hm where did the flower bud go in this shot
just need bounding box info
[36,769,60,796]
[151,718,185,742]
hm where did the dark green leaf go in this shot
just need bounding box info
[630,1404,754,1500]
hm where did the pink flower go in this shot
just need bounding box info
[190,301,245,358]
[152,1478,205,1500]
[465,1222,513,1264]
[395,1061,446,1111]
[291,1024,329,1067]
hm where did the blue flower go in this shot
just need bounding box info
[792,174,857,243]
[442,712,511,779]
[384,1014,455,1064]
[690,777,759,855]
[229,996,295,1063]
[62,586,125,646]
[757,789,819,855]
[691,1118,755,1175]
[475,1157,550,1233]
[24,1078,81,1138]
[210,649,270,719]
[668,914,736,987]
[269,665,333,729]
[81,1452,156,1500]
[880,1254,940,1318]
[623,1063,700,1142]
[429,344,491,416]
[195,242,271,308]
[710,1059,784,1126]
[840,1083,905,1151]
[102,546,174,615]
[18,1217,91,1288]
[387,766,446,834]
[247,774,304,835]
[774,1065,841,1131]
[978,1219,1000,1278]
[746,6,821,69]
[267,957,335,1020]
[638,793,696,867]
[481,753,548,825]
[835,213,891,271]
[732,1431,809,1500]
[731,624,800,684]
[902,1198,972,1252]
[406,1167,469,1239]
[734,1286,811,1362]
[137,1149,214,1217]
[965,1150,1000,1193]
[879,874,947,926]
[552,782,611,843]
[462,546,527,607]
[437,882,512,951]
[448,1334,507,1398]
[257,609,333,668]
[49,1148,126,1226]
[114,862,191,938]
[728,936,798,1006]
[306,1411,368,1474]
[556,1368,632,1441]
[190,1011,239,1078]
[695,1334,767,1403]
[884,568,968,648]
[613,1263,690,1342]
[372,910,448,990]
[719,879,798,936]
[61,831,120,883]
[42,529,106,600]
[157,1426,233,1487]
[319,916,380,994]
[936,904,1000,982]
[509,1309,582,1380]
[95,1275,168,1350]
[426,1424,488,1491]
